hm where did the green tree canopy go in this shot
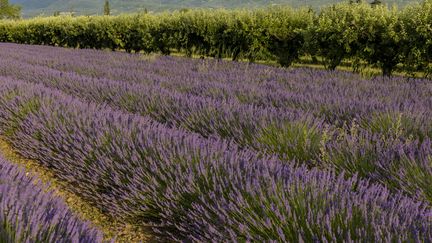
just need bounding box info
[0,0,21,19]
[104,0,110,15]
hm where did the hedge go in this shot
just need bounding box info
[0,1,431,76]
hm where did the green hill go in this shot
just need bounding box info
[10,0,420,17]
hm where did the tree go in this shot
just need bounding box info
[354,5,402,76]
[266,7,314,67]
[104,0,110,16]
[0,0,21,19]
[309,4,360,70]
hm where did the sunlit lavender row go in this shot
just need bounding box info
[0,77,430,241]
[0,156,102,242]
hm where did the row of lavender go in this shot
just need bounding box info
[0,44,432,204]
[5,44,432,115]
[0,155,102,242]
[2,44,432,146]
[2,44,432,132]
[0,77,430,241]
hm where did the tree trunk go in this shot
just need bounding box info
[382,65,394,77]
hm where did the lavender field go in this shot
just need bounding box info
[0,43,431,241]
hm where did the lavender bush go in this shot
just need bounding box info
[0,156,103,242]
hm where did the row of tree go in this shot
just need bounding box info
[0,1,431,76]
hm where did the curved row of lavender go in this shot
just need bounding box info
[0,77,431,241]
[1,43,432,139]
[0,44,432,204]
[0,155,103,242]
[3,44,432,141]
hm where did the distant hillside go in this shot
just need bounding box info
[10,0,421,17]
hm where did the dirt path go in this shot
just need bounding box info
[0,138,150,243]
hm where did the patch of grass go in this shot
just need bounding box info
[256,121,324,164]
[170,52,428,78]
[361,112,429,141]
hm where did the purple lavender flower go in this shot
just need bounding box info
[0,156,103,242]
